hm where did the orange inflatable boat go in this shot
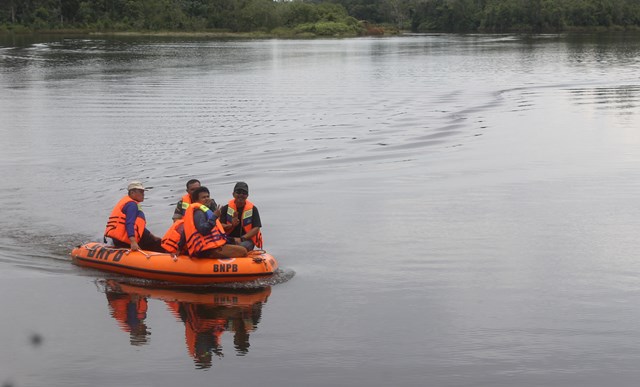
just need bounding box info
[71,242,278,284]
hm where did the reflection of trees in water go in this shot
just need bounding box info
[102,281,270,370]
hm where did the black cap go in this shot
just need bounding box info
[234,181,249,193]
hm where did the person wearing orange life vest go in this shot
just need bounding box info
[161,219,186,254]
[172,179,206,223]
[220,182,263,251]
[104,181,163,252]
[183,186,247,259]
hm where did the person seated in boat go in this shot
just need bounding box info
[161,219,186,255]
[172,179,207,223]
[220,182,263,251]
[104,181,164,252]
[183,186,247,259]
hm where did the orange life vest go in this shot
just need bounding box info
[180,193,192,212]
[226,199,263,248]
[105,196,146,244]
[183,203,227,256]
[161,219,185,254]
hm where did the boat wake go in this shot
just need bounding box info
[88,267,295,290]
[0,227,294,287]
[0,228,91,275]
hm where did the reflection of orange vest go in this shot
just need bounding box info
[181,304,226,358]
[183,203,226,256]
[226,200,263,248]
[108,296,148,332]
[105,196,146,244]
[161,220,185,254]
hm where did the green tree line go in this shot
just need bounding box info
[407,0,640,32]
[0,0,365,36]
[2,0,640,35]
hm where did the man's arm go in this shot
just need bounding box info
[219,205,239,232]
[241,226,261,241]
[193,209,218,236]
[241,207,261,240]
[123,201,141,250]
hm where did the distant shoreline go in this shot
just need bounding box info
[1,26,640,39]
[0,29,338,39]
[0,25,396,39]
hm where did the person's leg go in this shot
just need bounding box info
[199,244,247,258]
[138,229,165,252]
[239,240,255,251]
[218,244,248,258]
[111,238,130,248]
[227,236,254,251]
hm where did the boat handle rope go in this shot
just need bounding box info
[83,243,130,253]
[134,249,152,259]
[82,243,169,260]
[127,250,169,260]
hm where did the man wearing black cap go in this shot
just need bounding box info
[220,182,263,250]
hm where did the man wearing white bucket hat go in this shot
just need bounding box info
[104,181,163,252]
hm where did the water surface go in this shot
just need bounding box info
[2,33,640,386]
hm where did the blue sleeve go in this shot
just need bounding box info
[193,210,218,236]
[122,201,139,238]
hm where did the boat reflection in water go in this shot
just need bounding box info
[101,280,271,369]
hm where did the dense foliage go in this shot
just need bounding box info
[2,0,640,35]
[0,0,363,36]
[408,0,640,32]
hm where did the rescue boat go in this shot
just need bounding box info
[71,242,278,284]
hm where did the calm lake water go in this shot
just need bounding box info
[2,32,640,387]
